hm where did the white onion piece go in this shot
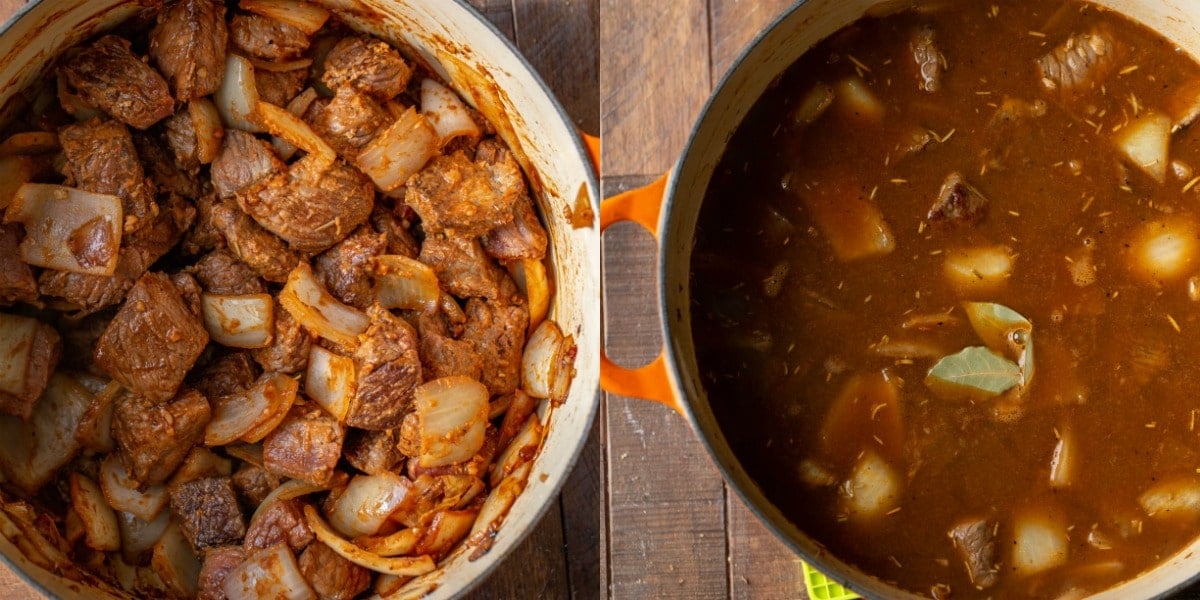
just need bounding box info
[169,447,233,488]
[329,472,411,538]
[0,156,36,210]
[5,183,123,275]
[521,319,576,401]
[303,505,437,577]
[419,79,480,147]
[248,57,315,73]
[490,415,543,487]
[467,463,528,550]
[414,376,489,468]
[371,254,440,312]
[255,101,336,168]
[412,509,477,558]
[507,258,551,332]
[0,132,59,157]
[100,455,168,523]
[189,98,223,164]
[201,293,275,349]
[117,510,170,564]
[0,372,91,494]
[239,0,330,35]
[151,522,200,599]
[355,107,438,192]
[272,88,320,160]
[206,372,298,445]
[354,527,419,557]
[248,478,328,526]
[0,313,37,397]
[69,472,120,552]
[305,345,355,421]
[216,54,262,132]
[222,542,314,600]
[280,262,369,347]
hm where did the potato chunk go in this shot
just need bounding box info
[819,372,903,465]
[1127,217,1198,284]
[1115,110,1171,183]
[799,181,895,262]
[1012,512,1068,576]
[1139,476,1200,521]
[839,450,901,521]
[835,77,884,122]
[943,245,1014,295]
[1048,427,1075,489]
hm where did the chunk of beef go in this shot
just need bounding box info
[38,270,131,317]
[59,36,174,129]
[405,150,523,236]
[263,406,345,486]
[211,129,285,198]
[191,249,267,295]
[948,517,998,589]
[343,429,404,475]
[182,193,223,255]
[231,464,279,510]
[191,352,260,401]
[172,271,203,316]
[314,226,385,309]
[60,118,157,232]
[928,172,989,226]
[198,545,245,600]
[321,36,411,99]
[298,541,370,600]
[0,318,60,419]
[1036,28,1117,94]
[461,287,528,396]
[482,194,548,261]
[419,233,501,299]
[417,310,483,382]
[112,388,211,485]
[346,305,421,430]
[255,68,308,107]
[93,272,209,403]
[230,13,310,61]
[210,200,300,283]
[370,205,419,258]
[171,477,247,550]
[307,86,389,160]
[0,224,38,306]
[238,158,375,253]
[133,131,205,199]
[164,107,201,172]
[149,0,227,101]
[243,498,312,552]
[250,302,311,374]
[910,26,944,93]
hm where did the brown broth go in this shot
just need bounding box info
[692,1,1200,597]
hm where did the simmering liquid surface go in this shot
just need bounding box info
[693,1,1200,597]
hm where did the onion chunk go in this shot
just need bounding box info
[371,254,440,312]
[420,79,481,147]
[216,54,262,133]
[414,376,489,468]
[355,107,438,192]
[305,345,355,421]
[201,293,275,349]
[303,505,436,577]
[5,183,123,275]
[280,262,369,347]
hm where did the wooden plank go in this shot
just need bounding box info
[464,500,570,600]
[513,0,600,134]
[560,403,606,599]
[466,0,515,39]
[599,1,711,178]
[708,0,797,83]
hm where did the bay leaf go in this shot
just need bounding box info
[925,346,1022,399]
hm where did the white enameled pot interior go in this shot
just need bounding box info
[662,0,1200,598]
[0,1,600,599]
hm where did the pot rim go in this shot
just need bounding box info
[0,0,601,598]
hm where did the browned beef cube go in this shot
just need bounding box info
[191,352,260,401]
[172,271,203,316]
[243,497,312,552]
[321,36,411,99]
[210,200,299,283]
[910,25,943,93]
[482,194,548,262]
[37,270,132,317]
[164,107,201,171]
[929,172,989,226]
[230,13,310,61]
[113,389,211,485]
[231,463,280,509]
[346,305,421,430]
[419,326,483,382]
[461,290,528,396]
[191,249,267,295]
[1036,28,1117,94]
[298,541,370,600]
[405,150,522,236]
[256,68,308,108]
[263,406,345,486]
[198,545,245,600]
[133,130,205,199]
[250,302,311,374]
[0,224,38,306]
[307,86,389,161]
[419,233,501,299]
[182,193,223,255]
[344,429,403,475]
[314,226,385,310]
[171,477,246,550]
[949,517,998,589]
[0,318,60,419]
[211,130,285,198]
[94,272,209,403]
[149,0,228,102]
[370,205,419,258]
[59,36,174,129]
[237,158,375,253]
[59,118,157,232]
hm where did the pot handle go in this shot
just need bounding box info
[599,174,684,415]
